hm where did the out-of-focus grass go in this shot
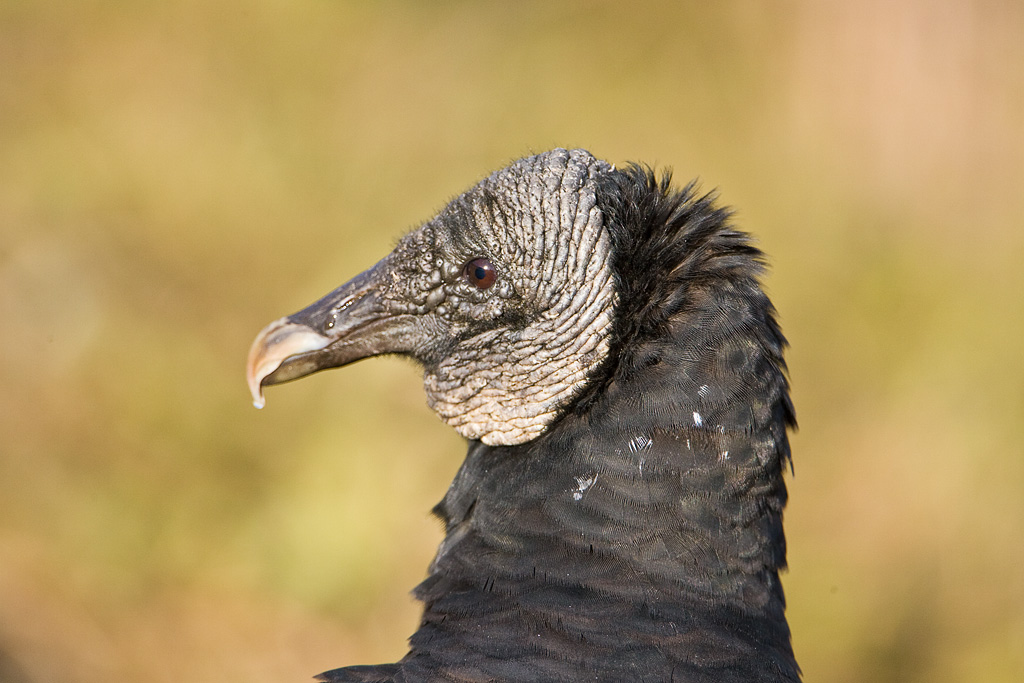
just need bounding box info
[1,1,1022,681]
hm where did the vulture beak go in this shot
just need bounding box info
[246,259,418,408]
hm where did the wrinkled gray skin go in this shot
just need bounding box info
[248,149,617,446]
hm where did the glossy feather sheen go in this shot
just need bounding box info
[316,157,799,682]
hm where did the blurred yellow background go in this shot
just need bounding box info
[2,1,1022,681]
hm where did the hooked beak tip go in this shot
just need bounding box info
[246,317,333,409]
[248,375,267,410]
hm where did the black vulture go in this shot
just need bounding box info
[247,149,799,682]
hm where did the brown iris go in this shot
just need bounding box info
[464,258,497,289]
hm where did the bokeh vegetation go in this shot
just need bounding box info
[2,1,1022,681]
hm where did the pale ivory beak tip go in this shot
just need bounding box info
[251,381,267,409]
[246,318,333,411]
[247,366,270,409]
[247,356,283,410]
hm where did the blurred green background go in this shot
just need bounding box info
[2,1,1022,681]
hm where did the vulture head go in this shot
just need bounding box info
[247,148,799,682]
[249,150,617,445]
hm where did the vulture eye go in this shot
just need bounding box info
[464,258,497,290]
